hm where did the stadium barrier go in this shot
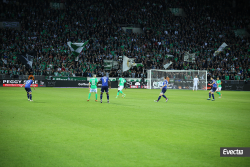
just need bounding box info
[52,76,87,81]
[46,80,118,88]
[0,79,118,88]
[86,77,143,82]
[0,79,43,87]
[1,79,249,91]
[127,80,250,91]
[52,77,143,82]
[0,75,144,82]
[221,83,250,91]
[126,81,148,89]
[205,80,250,91]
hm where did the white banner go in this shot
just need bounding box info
[184,51,196,62]
[213,42,228,56]
[0,22,20,29]
[123,56,137,72]
[166,54,174,58]
[104,60,119,70]
[163,61,172,69]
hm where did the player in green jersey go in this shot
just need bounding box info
[116,76,127,98]
[87,75,98,102]
[216,77,222,98]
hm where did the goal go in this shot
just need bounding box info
[147,70,207,90]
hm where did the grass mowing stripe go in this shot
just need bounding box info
[0,87,249,167]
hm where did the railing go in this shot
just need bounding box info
[52,76,87,81]
[0,75,248,84]
[222,80,248,85]
[0,75,88,81]
[0,75,46,80]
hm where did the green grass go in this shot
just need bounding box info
[0,87,249,167]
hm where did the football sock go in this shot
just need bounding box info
[95,94,97,100]
[209,93,211,98]
[107,94,109,100]
[212,94,214,99]
[120,91,123,94]
[27,93,30,99]
[162,95,167,99]
[100,94,103,100]
[88,93,91,99]
[157,96,161,101]
[30,94,32,100]
[218,92,221,96]
[117,92,120,96]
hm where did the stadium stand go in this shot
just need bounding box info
[0,0,250,81]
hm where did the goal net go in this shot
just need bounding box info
[147,70,207,90]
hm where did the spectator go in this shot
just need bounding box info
[0,0,249,81]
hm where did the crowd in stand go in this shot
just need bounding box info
[0,0,250,81]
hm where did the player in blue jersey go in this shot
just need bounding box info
[20,78,36,101]
[154,77,169,102]
[97,74,111,103]
[207,77,217,101]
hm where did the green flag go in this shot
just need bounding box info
[136,63,143,67]
[67,40,89,57]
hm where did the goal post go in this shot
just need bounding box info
[147,70,207,90]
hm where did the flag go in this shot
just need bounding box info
[123,56,137,72]
[163,61,172,69]
[184,51,196,62]
[17,52,34,69]
[165,54,174,58]
[213,42,228,56]
[67,40,89,58]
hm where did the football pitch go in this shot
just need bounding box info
[0,87,249,167]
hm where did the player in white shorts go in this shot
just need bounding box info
[193,76,199,91]
[87,75,98,102]
[90,88,97,92]
[116,77,126,98]
[216,77,222,98]
[118,86,124,91]
[216,87,221,91]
